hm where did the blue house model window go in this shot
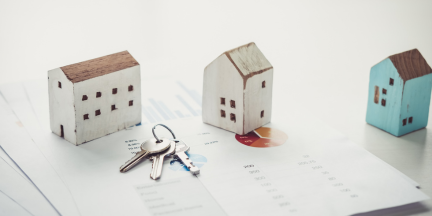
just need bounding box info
[409,117,413,124]
[389,78,394,86]
[402,118,407,126]
[381,99,386,107]
[374,86,379,104]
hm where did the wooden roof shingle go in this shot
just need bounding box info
[60,51,139,83]
[389,49,432,81]
[224,42,273,76]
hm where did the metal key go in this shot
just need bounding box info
[173,140,200,175]
[149,140,176,180]
[119,137,171,173]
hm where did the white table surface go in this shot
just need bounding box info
[1,1,431,215]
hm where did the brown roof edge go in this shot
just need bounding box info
[204,42,256,71]
[389,48,432,82]
[225,51,272,89]
[61,51,139,83]
[224,42,255,54]
[243,67,273,89]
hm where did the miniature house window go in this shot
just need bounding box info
[221,98,225,105]
[111,105,117,111]
[96,92,102,98]
[374,86,379,104]
[409,117,413,124]
[403,118,407,126]
[230,100,236,108]
[60,125,64,138]
[129,100,133,106]
[382,89,387,95]
[381,99,386,107]
[83,114,89,120]
[82,95,88,101]
[262,81,266,88]
[389,78,394,86]
[58,81,62,88]
[221,110,226,118]
[261,110,264,118]
[128,85,134,91]
[112,88,117,94]
[95,109,101,116]
[230,113,236,122]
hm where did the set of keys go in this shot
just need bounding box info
[119,124,200,180]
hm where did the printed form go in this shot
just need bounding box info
[0,80,428,216]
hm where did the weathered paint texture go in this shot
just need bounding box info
[243,69,273,134]
[48,68,77,144]
[73,66,142,144]
[203,54,244,134]
[203,42,273,135]
[366,57,432,136]
[48,51,141,145]
[399,73,432,135]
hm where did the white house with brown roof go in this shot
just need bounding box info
[202,42,273,135]
[48,51,141,145]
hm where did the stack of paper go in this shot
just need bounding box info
[0,79,429,216]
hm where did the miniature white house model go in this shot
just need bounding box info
[48,51,142,145]
[203,42,273,135]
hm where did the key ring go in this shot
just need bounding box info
[152,124,176,143]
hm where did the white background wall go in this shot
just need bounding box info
[1,0,432,214]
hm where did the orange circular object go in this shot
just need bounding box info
[235,127,288,148]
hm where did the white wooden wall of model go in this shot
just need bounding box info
[203,42,273,135]
[203,54,244,134]
[48,68,77,144]
[48,66,141,145]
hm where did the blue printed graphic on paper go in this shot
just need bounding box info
[169,152,207,171]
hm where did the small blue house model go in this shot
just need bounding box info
[366,49,432,136]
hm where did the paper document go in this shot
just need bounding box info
[0,152,58,216]
[0,89,80,216]
[0,147,28,182]
[135,176,226,216]
[0,190,32,216]
[0,80,428,216]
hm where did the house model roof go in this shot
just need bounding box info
[224,42,273,76]
[60,51,139,83]
[389,49,432,81]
